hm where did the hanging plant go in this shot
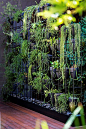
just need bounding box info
[23,11,27,39]
[74,23,81,67]
[60,25,67,87]
[60,23,81,87]
[21,40,28,59]
[23,5,38,39]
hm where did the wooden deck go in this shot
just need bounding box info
[0,101,75,129]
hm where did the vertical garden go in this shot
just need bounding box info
[1,0,86,125]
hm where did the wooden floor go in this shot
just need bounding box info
[0,101,75,129]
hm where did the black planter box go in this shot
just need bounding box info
[9,96,84,127]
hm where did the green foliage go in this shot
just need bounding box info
[35,119,49,129]
[37,0,86,28]
[2,21,10,33]
[44,89,61,98]
[50,60,59,69]
[80,16,86,66]
[30,21,44,44]
[29,49,39,64]
[35,103,86,129]
[54,93,69,113]
[1,2,17,17]
[13,10,23,22]
[31,72,43,93]
[21,40,28,58]
[23,5,37,38]
[80,16,86,43]
[12,31,23,44]
[63,103,86,129]
[1,2,23,22]
[83,91,86,106]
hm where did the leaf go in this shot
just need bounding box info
[37,10,52,18]
[41,120,49,129]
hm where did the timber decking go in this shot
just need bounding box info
[0,101,75,129]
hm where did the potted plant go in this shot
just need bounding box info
[42,74,50,90]
[50,61,57,78]
[69,96,79,108]
[44,89,62,105]
[69,64,79,79]
[54,93,69,113]
[31,72,43,93]
[50,60,67,79]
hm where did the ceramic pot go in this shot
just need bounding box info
[56,69,61,78]
[70,67,79,79]
[47,54,52,61]
[65,67,69,79]
[49,93,63,105]
[50,67,56,78]
[42,79,50,90]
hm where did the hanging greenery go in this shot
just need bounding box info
[60,25,66,87]
[60,23,81,88]
[23,5,38,39]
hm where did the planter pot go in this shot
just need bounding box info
[71,39,75,50]
[42,79,50,90]
[56,68,69,79]
[49,93,55,105]
[69,97,79,106]
[65,67,69,79]
[47,54,52,61]
[50,93,63,105]
[56,69,61,78]
[69,97,79,111]
[24,77,28,84]
[70,67,79,79]
[50,44,55,51]
[50,67,56,78]
[56,39,60,51]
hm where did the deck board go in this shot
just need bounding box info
[0,101,75,129]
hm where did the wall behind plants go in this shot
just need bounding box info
[0,0,41,100]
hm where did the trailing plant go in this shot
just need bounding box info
[23,5,38,39]
[80,16,86,67]
[44,89,61,98]
[13,10,23,22]
[60,23,81,87]
[30,21,45,46]
[21,40,28,59]
[12,31,23,44]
